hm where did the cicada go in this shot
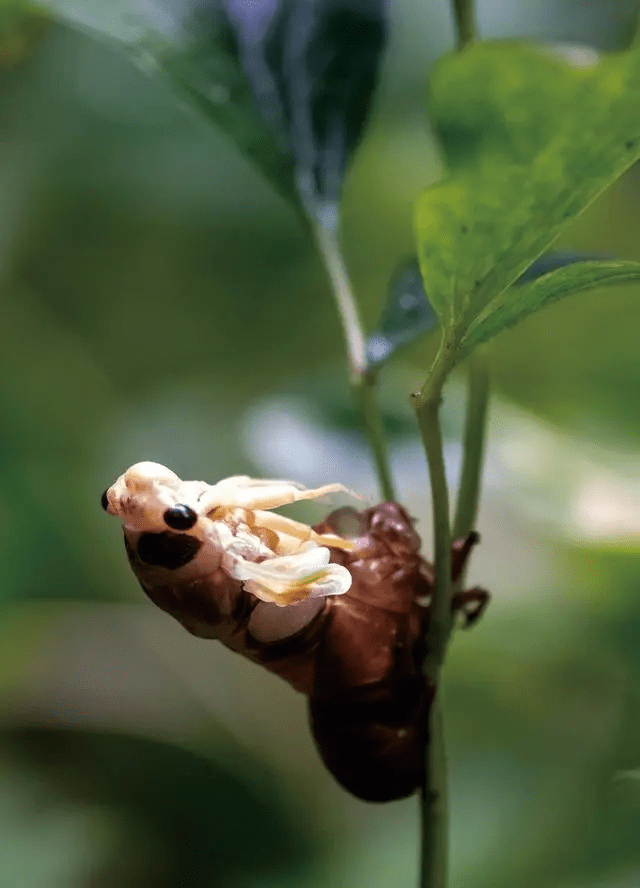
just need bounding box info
[103,462,488,801]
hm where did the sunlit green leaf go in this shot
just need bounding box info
[365,250,609,367]
[429,42,589,173]
[415,41,640,346]
[458,260,640,361]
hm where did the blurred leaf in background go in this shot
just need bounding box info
[0,726,316,887]
[223,0,387,221]
[0,7,47,68]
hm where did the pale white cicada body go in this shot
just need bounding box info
[103,462,357,642]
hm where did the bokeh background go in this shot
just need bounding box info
[1,1,640,886]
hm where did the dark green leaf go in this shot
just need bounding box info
[360,250,611,366]
[365,250,598,367]
[28,0,298,203]
[229,0,387,222]
[458,260,640,361]
[415,41,640,341]
[367,259,438,366]
[29,0,387,217]
[517,250,613,284]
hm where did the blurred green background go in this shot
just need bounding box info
[1,1,640,886]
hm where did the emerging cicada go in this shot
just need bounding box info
[103,462,488,802]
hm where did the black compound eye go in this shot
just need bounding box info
[163,504,198,531]
[101,489,110,511]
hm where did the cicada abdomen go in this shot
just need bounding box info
[309,504,488,802]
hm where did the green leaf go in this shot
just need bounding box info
[458,260,640,361]
[429,42,589,173]
[365,250,606,367]
[516,249,612,284]
[226,0,387,223]
[25,0,387,217]
[27,0,298,203]
[366,259,438,366]
[415,41,640,342]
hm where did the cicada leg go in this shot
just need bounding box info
[249,509,355,555]
[199,478,355,514]
[452,586,490,627]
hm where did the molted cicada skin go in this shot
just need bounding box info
[104,464,489,801]
[309,504,487,802]
[124,539,328,694]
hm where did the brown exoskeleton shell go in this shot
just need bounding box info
[308,504,487,801]
[118,500,488,801]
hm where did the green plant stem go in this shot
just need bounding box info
[414,335,490,888]
[414,354,454,680]
[413,337,457,888]
[311,217,396,501]
[420,694,448,888]
[453,352,490,541]
[311,218,368,380]
[415,392,452,677]
[356,370,396,501]
[452,0,477,49]
[415,385,451,888]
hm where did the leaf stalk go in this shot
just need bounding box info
[414,375,451,888]
[311,217,395,501]
[415,386,453,679]
[452,0,477,49]
[453,351,490,542]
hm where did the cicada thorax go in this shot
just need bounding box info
[308,503,436,802]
